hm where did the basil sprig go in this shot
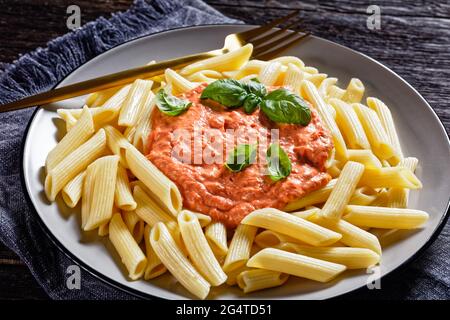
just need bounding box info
[155,89,192,116]
[266,143,292,181]
[261,88,311,125]
[200,79,311,125]
[225,143,257,172]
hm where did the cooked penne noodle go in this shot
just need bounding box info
[242,208,341,246]
[247,248,346,282]
[277,244,380,269]
[46,106,95,172]
[91,84,131,127]
[309,215,382,254]
[143,224,167,279]
[133,94,156,153]
[86,86,120,108]
[114,164,137,211]
[330,98,370,149]
[195,212,212,228]
[283,63,304,94]
[342,78,364,103]
[328,85,346,100]
[178,210,227,286]
[284,179,337,211]
[180,44,253,75]
[318,77,338,100]
[124,126,136,143]
[343,205,429,229]
[151,222,210,299]
[125,144,182,216]
[118,79,153,127]
[205,221,228,257]
[367,97,403,163]
[321,161,365,219]
[359,166,422,189]
[45,128,107,202]
[254,230,305,248]
[353,103,397,160]
[187,70,223,83]
[165,68,197,94]
[223,224,258,272]
[84,155,120,231]
[104,125,132,168]
[57,108,78,132]
[291,207,321,220]
[81,162,97,229]
[371,189,389,207]
[271,56,305,68]
[226,264,251,286]
[237,269,289,293]
[347,149,382,168]
[133,185,175,226]
[304,73,327,87]
[109,213,147,280]
[349,186,378,206]
[98,221,109,236]
[301,80,348,160]
[259,61,283,86]
[122,210,144,244]
[387,157,419,208]
[61,170,85,208]
[230,60,266,79]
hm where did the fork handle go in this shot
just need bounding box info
[0,50,220,113]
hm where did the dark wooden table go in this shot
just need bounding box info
[0,0,449,299]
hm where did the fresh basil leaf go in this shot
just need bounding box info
[155,89,191,116]
[266,143,291,181]
[225,143,257,172]
[244,79,267,98]
[200,79,248,108]
[260,88,311,125]
[243,94,261,114]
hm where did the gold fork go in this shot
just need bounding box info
[0,10,310,113]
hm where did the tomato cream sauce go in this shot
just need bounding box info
[146,84,334,228]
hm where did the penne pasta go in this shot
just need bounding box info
[151,222,210,299]
[103,125,132,168]
[343,205,429,229]
[61,170,85,208]
[283,63,304,94]
[309,215,382,254]
[178,210,227,286]
[387,157,419,208]
[242,208,342,246]
[367,97,403,163]
[165,69,197,94]
[45,128,107,202]
[46,106,95,172]
[114,164,137,211]
[122,210,144,244]
[301,80,348,160]
[57,108,78,132]
[321,161,365,219]
[247,248,346,282]
[254,230,305,248]
[284,179,337,211]
[349,186,378,206]
[359,166,422,189]
[259,61,283,86]
[237,269,289,293]
[84,155,120,231]
[133,94,156,153]
[195,212,212,228]
[125,144,182,216]
[330,98,370,149]
[353,103,397,160]
[118,79,153,127]
[109,213,147,280]
[205,221,228,257]
[342,78,364,103]
[347,149,382,168]
[133,185,175,226]
[223,224,258,272]
[143,224,167,279]
[180,44,253,76]
[276,244,380,269]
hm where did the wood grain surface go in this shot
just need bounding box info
[0,0,448,299]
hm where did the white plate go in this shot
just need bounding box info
[22,25,450,300]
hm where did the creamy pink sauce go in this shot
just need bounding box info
[146,84,334,227]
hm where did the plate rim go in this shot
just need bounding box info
[20,23,450,300]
